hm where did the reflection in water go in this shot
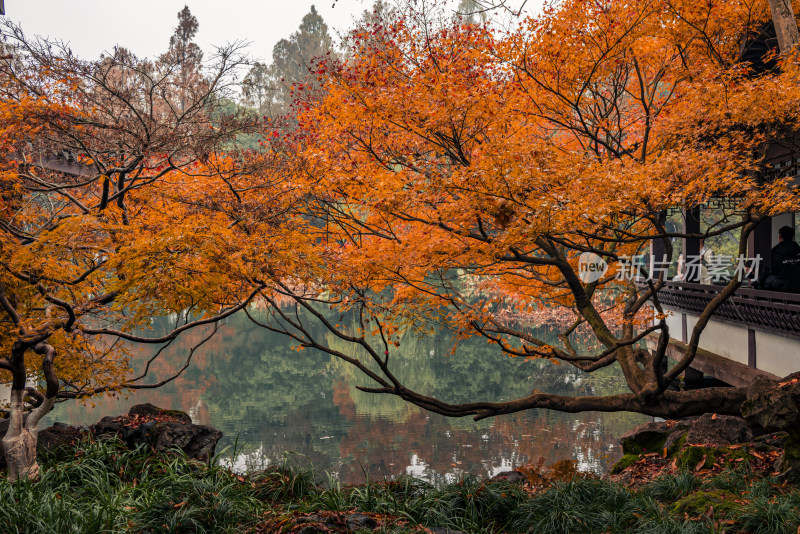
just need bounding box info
[46,311,647,484]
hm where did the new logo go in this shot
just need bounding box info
[578,252,608,283]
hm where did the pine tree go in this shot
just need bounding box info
[243,6,334,117]
[161,5,204,113]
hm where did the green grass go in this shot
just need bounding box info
[2,440,800,533]
[0,437,265,534]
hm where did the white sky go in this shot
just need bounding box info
[1,0,531,64]
[2,1,390,62]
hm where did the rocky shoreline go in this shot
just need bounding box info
[1,403,798,532]
[0,403,224,470]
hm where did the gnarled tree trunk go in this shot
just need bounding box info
[1,342,58,480]
[2,389,55,480]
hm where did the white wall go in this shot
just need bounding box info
[663,306,800,379]
[686,315,750,366]
[756,330,800,378]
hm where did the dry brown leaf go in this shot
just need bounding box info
[695,455,707,472]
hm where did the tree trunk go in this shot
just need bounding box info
[2,342,58,480]
[768,0,800,53]
[2,389,54,480]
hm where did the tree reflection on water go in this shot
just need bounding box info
[48,310,647,484]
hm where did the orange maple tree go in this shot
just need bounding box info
[3,0,800,481]
[0,22,302,478]
[245,0,800,422]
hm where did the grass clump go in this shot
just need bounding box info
[415,475,528,532]
[4,441,800,533]
[0,436,264,534]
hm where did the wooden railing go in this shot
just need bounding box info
[653,282,800,339]
[760,161,800,184]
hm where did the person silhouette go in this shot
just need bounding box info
[760,226,800,291]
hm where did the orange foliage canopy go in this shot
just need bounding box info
[258,0,800,419]
[2,0,800,456]
[0,29,304,440]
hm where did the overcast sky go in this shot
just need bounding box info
[1,1,396,62]
[0,1,532,64]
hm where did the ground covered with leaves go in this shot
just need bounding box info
[1,437,800,533]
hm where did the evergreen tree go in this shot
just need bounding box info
[160,5,204,113]
[242,61,270,113]
[169,5,203,68]
[243,5,334,117]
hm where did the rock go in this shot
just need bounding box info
[741,373,800,479]
[662,425,690,455]
[37,422,84,452]
[128,403,192,424]
[296,515,327,525]
[490,470,527,483]
[684,414,752,446]
[0,404,221,470]
[620,421,673,455]
[755,431,788,449]
[345,513,377,530]
[614,415,753,474]
[672,489,739,517]
[621,415,751,455]
[93,404,222,463]
[149,422,203,452]
[93,416,127,436]
[183,425,223,462]
[742,374,800,434]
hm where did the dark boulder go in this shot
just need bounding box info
[93,416,127,436]
[128,403,192,424]
[742,373,800,479]
[345,513,377,531]
[614,415,754,475]
[741,374,800,434]
[93,404,222,463]
[37,422,85,452]
[620,421,677,455]
[621,415,751,455]
[684,414,752,446]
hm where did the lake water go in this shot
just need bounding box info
[46,311,648,485]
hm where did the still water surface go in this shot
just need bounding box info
[46,312,647,484]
